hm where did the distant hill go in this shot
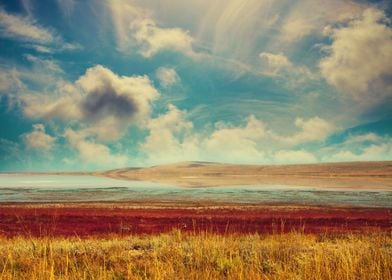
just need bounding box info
[99,161,392,190]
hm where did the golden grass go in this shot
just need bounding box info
[0,231,391,280]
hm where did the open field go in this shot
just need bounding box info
[100,161,392,189]
[0,230,391,280]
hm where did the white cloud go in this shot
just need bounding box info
[273,149,316,164]
[327,142,392,162]
[258,51,316,85]
[22,65,160,141]
[141,104,199,163]
[272,117,335,146]
[320,132,392,162]
[259,52,292,73]
[0,70,17,92]
[202,115,267,163]
[280,17,314,42]
[64,129,128,167]
[0,8,54,44]
[24,54,64,74]
[142,106,268,164]
[0,67,25,99]
[320,8,392,101]
[141,107,332,165]
[344,133,381,145]
[107,0,195,57]
[133,18,195,58]
[279,0,364,42]
[76,65,159,135]
[156,67,179,87]
[0,56,66,101]
[24,124,55,151]
[0,8,81,53]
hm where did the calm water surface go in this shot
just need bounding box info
[0,174,391,207]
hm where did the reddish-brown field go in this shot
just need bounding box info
[0,203,390,237]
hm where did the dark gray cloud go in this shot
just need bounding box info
[82,84,138,121]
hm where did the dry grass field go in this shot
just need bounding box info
[0,230,391,280]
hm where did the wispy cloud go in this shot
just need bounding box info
[0,8,81,53]
[20,0,34,17]
[56,0,76,17]
[156,67,179,88]
[0,8,54,44]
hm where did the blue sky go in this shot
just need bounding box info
[0,0,391,171]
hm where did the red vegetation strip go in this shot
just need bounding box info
[0,206,390,237]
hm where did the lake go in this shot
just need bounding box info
[0,174,391,207]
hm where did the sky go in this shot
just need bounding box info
[0,0,391,171]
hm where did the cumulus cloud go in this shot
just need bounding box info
[327,142,392,162]
[156,67,179,87]
[108,0,195,57]
[203,115,267,163]
[319,131,392,163]
[23,124,55,152]
[64,129,128,167]
[272,117,335,146]
[14,63,159,167]
[77,65,159,136]
[141,106,333,164]
[0,8,80,53]
[22,65,159,141]
[320,8,392,101]
[273,150,316,164]
[133,18,195,58]
[141,104,198,163]
[279,0,364,42]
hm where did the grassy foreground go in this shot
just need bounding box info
[0,231,391,280]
